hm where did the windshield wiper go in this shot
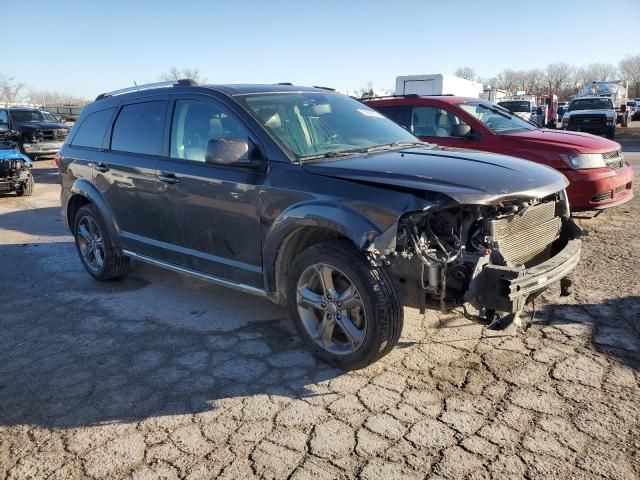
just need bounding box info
[299,142,423,162]
[299,149,366,162]
[363,141,424,153]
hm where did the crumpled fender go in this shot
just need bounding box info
[68,178,121,250]
[262,201,386,293]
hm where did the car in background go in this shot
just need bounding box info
[0,129,34,196]
[497,98,536,122]
[627,100,639,120]
[0,107,70,159]
[561,97,618,139]
[557,101,569,121]
[363,95,633,210]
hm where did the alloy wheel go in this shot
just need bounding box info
[77,216,105,272]
[296,263,367,355]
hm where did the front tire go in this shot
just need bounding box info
[16,175,34,196]
[287,239,403,370]
[607,128,615,140]
[74,204,130,280]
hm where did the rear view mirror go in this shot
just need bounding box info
[451,123,471,138]
[311,104,331,115]
[205,138,250,166]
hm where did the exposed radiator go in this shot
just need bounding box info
[488,201,562,266]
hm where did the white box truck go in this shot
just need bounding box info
[395,74,483,98]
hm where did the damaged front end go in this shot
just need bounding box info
[380,191,581,326]
[0,133,33,194]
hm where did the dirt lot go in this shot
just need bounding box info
[1,129,639,479]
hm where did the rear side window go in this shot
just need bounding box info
[71,108,114,148]
[111,101,165,155]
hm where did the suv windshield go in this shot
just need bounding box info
[9,110,46,123]
[458,101,536,134]
[497,101,532,113]
[568,98,614,111]
[237,92,420,159]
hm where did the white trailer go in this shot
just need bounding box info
[395,74,483,98]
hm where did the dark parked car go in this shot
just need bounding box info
[0,130,33,196]
[58,81,581,369]
[0,107,70,159]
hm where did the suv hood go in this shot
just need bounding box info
[503,128,620,152]
[303,146,569,205]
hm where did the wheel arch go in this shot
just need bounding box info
[263,203,386,303]
[67,179,121,250]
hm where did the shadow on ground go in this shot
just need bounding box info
[535,296,640,372]
[0,207,65,237]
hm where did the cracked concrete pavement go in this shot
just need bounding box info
[1,137,639,479]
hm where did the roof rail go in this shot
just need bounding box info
[276,82,293,86]
[95,79,196,101]
[360,94,452,100]
[313,85,336,91]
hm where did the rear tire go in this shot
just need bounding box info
[287,239,403,370]
[74,204,130,280]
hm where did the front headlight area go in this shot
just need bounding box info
[560,153,607,169]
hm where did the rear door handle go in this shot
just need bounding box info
[159,172,180,184]
[95,162,110,173]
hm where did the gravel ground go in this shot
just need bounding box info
[1,131,639,479]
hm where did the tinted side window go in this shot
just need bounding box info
[111,101,165,155]
[170,99,250,162]
[70,108,114,148]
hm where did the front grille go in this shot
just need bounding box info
[488,201,562,266]
[39,129,68,141]
[602,150,621,160]
[607,159,624,169]
[569,114,606,127]
[592,191,613,202]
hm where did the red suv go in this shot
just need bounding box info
[364,96,633,210]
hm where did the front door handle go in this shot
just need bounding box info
[159,172,180,184]
[95,162,110,173]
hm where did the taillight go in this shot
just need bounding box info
[54,152,62,169]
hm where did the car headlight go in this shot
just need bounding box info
[560,153,606,169]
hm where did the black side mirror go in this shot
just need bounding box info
[205,138,260,167]
[536,107,543,115]
[451,123,472,138]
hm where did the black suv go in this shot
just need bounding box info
[59,81,581,369]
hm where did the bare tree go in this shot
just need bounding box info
[520,69,544,94]
[0,74,26,105]
[454,66,476,81]
[576,63,618,84]
[27,89,86,106]
[619,54,640,97]
[494,69,521,92]
[160,66,207,84]
[543,63,574,94]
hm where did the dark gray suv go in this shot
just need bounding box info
[59,81,581,369]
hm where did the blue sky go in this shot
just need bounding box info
[5,0,640,99]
